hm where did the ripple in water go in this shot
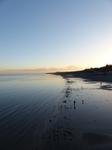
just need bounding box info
[0,74,112,150]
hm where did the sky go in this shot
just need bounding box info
[0,0,112,73]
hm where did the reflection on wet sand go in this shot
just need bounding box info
[34,77,112,150]
[35,78,75,149]
[83,132,112,145]
[100,84,112,91]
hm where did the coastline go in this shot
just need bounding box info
[49,70,112,83]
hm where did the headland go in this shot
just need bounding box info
[49,65,112,83]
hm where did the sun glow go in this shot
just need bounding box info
[106,53,112,64]
[103,53,112,66]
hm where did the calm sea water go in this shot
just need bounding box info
[0,74,112,150]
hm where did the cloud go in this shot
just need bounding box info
[0,66,83,74]
[65,66,83,71]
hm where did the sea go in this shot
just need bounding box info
[0,73,112,150]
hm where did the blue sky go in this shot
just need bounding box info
[0,0,112,73]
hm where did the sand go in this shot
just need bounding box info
[52,71,112,83]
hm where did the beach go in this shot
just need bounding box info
[41,74,112,150]
[1,74,112,149]
[52,69,112,83]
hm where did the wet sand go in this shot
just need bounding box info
[34,76,112,150]
[51,71,112,83]
[1,74,112,150]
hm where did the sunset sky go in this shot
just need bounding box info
[0,0,112,73]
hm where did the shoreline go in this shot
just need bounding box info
[49,70,112,83]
